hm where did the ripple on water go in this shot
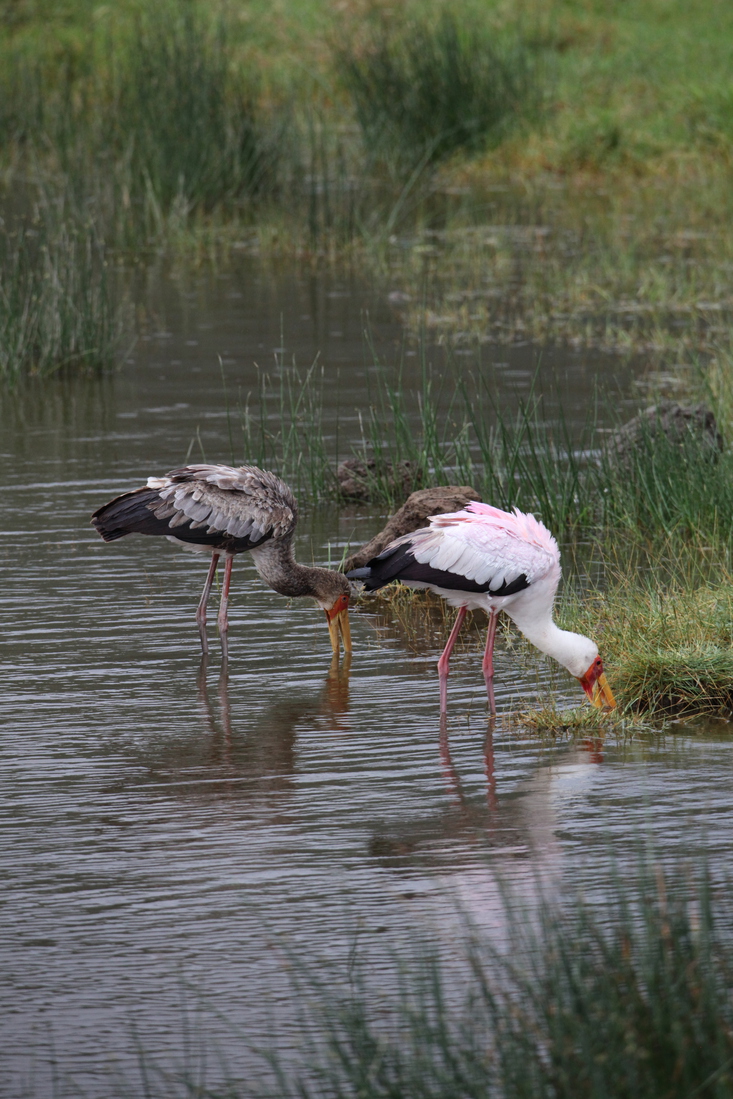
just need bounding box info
[0,266,730,1095]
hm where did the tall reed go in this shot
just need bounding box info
[107,3,274,220]
[234,358,336,503]
[338,11,541,173]
[261,860,733,1099]
[231,352,733,563]
[0,199,124,383]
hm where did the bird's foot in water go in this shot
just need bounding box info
[218,619,229,664]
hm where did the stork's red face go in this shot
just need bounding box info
[324,592,352,655]
[578,656,616,711]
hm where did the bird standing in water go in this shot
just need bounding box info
[91,464,352,658]
[348,500,615,714]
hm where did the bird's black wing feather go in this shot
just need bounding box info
[347,541,529,596]
[91,488,272,553]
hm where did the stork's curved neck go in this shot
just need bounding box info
[503,598,595,678]
[249,536,333,601]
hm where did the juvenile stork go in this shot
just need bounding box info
[91,464,351,657]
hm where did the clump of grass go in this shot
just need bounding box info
[265,861,733,1099]
[108,3,275,221]
[0,201,125,383]
[621,648,733,717]
[598,419,733,544]
[339,11,540,173]
[507,702,647,737]
[558,576,733,717]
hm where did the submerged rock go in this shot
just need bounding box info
[337,457,423,502]
[342,485,481,574]
[608,401,723,465]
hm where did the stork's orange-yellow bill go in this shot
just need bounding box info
[325,593,352,655]
[579,656,616,711]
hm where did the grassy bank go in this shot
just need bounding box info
[289,349,733,720]
[225,347,733,718]
[2,0,733,364]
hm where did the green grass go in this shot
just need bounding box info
[258,859,733,1099]
[337,10,540,174]
[0,197,125,383]
[3,1,733,352]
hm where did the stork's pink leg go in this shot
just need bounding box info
[437,605,468,712]
[196,553,220,655]
[482,610,499,716]
[217,556,234,640]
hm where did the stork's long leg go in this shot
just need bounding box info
[482,610,499,716]
[196,553,220,655]
[217,555,234,636]
[437,605,468,713]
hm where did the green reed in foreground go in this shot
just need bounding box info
[268,867,733,1099]
[104,860,733,1098]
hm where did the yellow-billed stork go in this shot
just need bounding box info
[92,464,351,657]
[348,501,615,714]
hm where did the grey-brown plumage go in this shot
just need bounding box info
[92,464,352,657]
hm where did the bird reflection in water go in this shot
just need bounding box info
[439,714,497,813]
[194,652,353,796]
[581,737,604,764]
[322,652,352,733]
[369,717,606,875]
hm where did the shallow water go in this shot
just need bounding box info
[2,258,732,1097]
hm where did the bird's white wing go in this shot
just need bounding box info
[404,517,558,589]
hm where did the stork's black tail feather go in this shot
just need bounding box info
[91,488,174,542]
[346,543,406,591]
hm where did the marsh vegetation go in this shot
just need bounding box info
[4,5,733,1093]
[272,863,733,1099]
[3,0,733,369]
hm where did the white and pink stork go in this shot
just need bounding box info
[347,500,616,714]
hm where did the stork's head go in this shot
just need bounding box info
[551,633,616,712]
[578,653,616,711]
[315,572,352,655]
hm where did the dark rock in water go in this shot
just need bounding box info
[337,457,423,502]
[608,401,723,465]
[342,485,481,574]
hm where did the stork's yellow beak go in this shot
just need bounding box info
[579,658,616,711]
[325,593,352,655]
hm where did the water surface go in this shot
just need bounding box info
[2,258,730,1097]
